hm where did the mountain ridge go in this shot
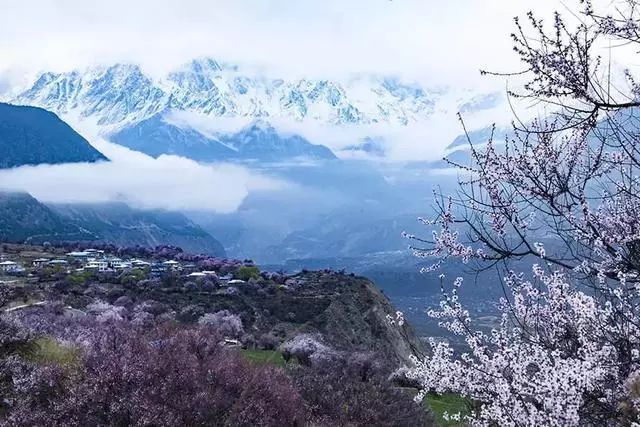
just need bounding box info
[9,59,437,132]
[0,191,226,257]
[0,102,107,169]
[110,112,337,162]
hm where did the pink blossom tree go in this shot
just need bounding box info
[406,1,640,425]
[198,310,244,338]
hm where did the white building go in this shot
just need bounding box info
[201,271,218,277]
[131,259,151,268]
[162,260,181,271]
[187,272,207,278]
[86,260,109,272]
[0,261,21,273]
[32,258,50,268]
[112,261,132,270]
[187,271,218,279]
[66,251,93,259]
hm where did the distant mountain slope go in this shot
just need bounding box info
[50,203,226,257]
[0,103,107,168]
[0,192,226,256]
[109,113,236,161]
[0,192,96,242]
[221,121,336,161]
[111,114,336,162]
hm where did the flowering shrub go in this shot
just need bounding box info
[282,334,335,366]
[86,300,126,323]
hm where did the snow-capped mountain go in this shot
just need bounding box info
[10,58,437,131]
[5,58,505,163]
[17,64,167,127]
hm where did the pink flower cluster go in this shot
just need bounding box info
[408,267,640,426]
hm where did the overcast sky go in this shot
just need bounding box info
[0,0,577,212]
[0,0,560,88]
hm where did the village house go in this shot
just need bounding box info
[131,259,150,269]
[162,260,181,271]
[187,272,207,278]
[222,338,241,348]
[182,263,198,274]
[0,260,22,273]
[150,263,168,276]
[84,249,104,256]
[85,260,109,272]
[112,260,132,270]
[66,251,93,260]
[32,258,50,268]
[187,270,217,279]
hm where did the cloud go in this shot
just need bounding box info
[0,139,288,213]
[168,87,519,162]
[0,0,575,162]
[0,0,561,87]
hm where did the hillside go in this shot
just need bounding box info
[0,192,95,242]
[109,113,237,160]
[0,102,107,168]
[110,114,336,162]
[1,243,421,364]
[0,192,225,257]
[51,202,226,257]
[0,243,432,425]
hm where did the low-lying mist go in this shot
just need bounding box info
[0,139,288,213]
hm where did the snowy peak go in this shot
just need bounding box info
[16,63,167,127]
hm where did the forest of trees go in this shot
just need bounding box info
[0,290,428,426]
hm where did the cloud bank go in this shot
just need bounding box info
[0,0,560,88]
[166,89,518,163]
[0,140,287,213]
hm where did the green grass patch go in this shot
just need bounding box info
[235,265,261,281]
[66,270,96,286]
[241,349,286,368]
[425,393,470,427]
[30,337,80,366]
